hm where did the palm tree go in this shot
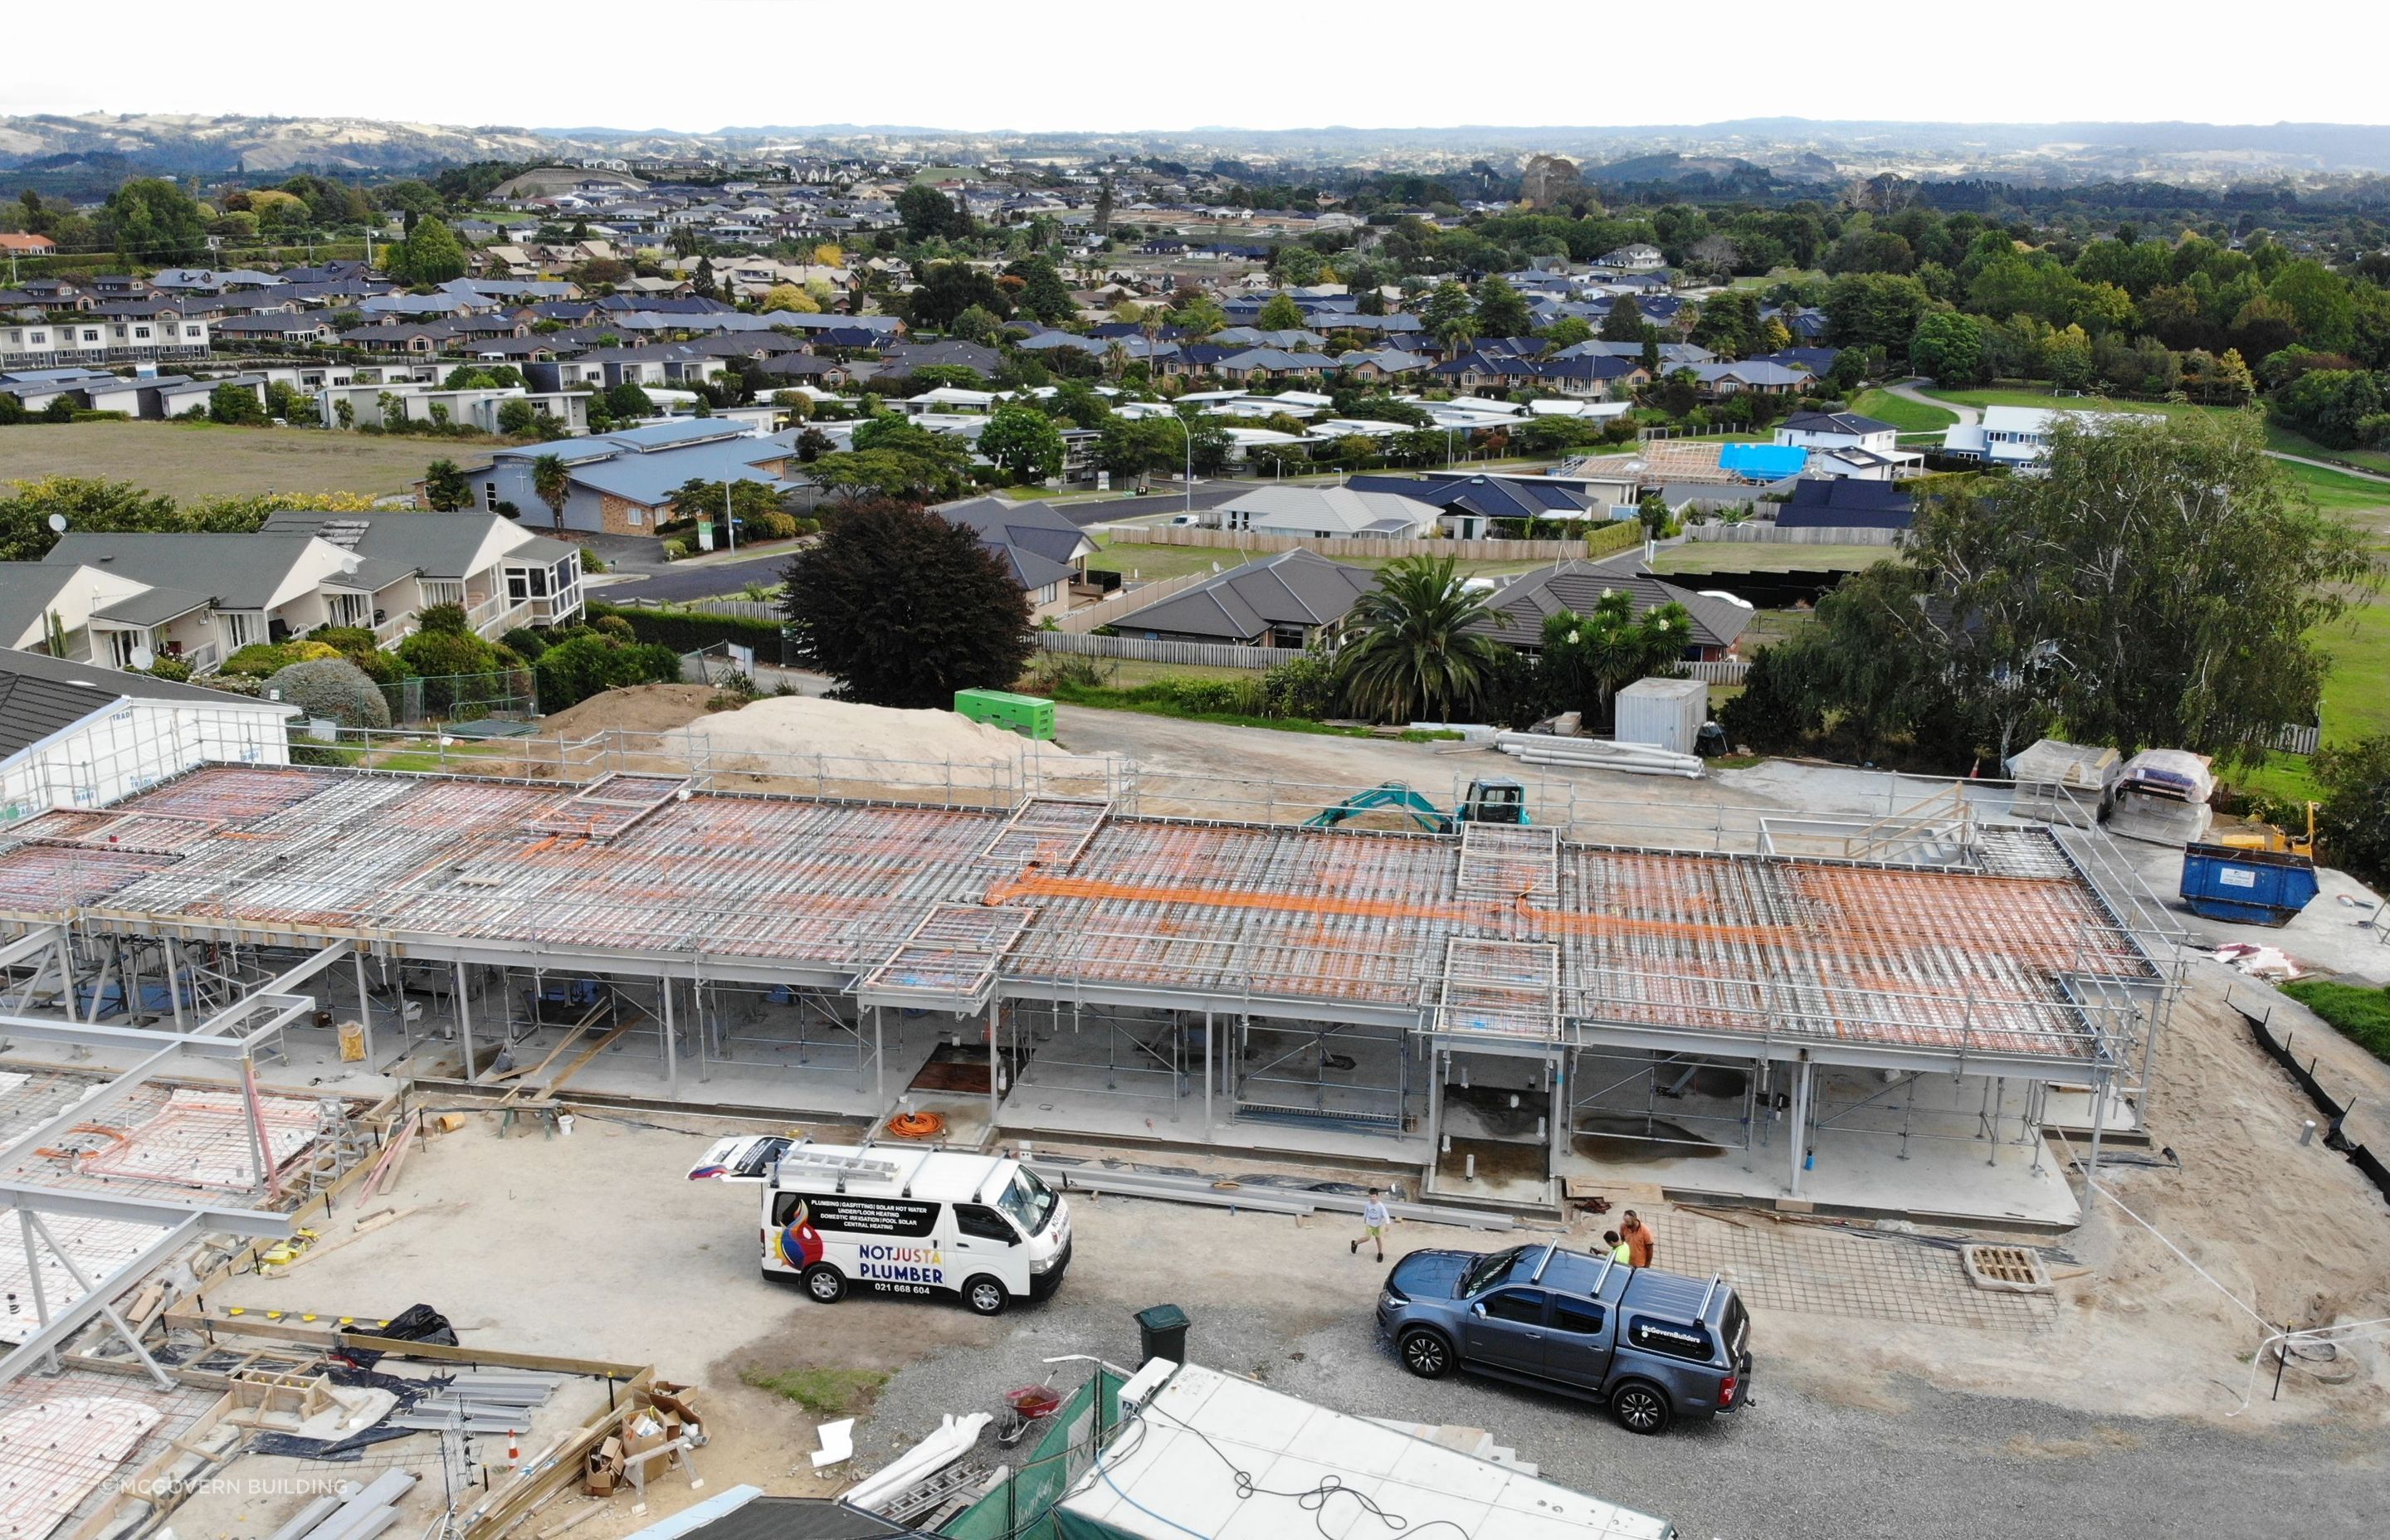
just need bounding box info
[530,453,569,530]
[1336,556,1504,724]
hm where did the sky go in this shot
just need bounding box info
[5,2,2389,135]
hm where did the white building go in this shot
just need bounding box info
[0,649,297,820]
[1940,404,2149,470]
[1773,410,1922,480]
[1212,485,1439,539]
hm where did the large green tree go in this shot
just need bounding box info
[1005,257,1078,326]
[1335,556,1504,724]
[1763,414,2377,768]
[978,407,1066,483]
[782,502,1032,707]
[395,216,468,285]
[1536,593,1693,729]
[1255,293,1308,333]
[100,179,208,266]
[1472,275,1534,339]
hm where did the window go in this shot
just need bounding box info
[627,508,644,526]
[220,612,263,649]
[483,481,499,510]
[1552,1300,1606,1336]
[134,327,151,340]
[1480,1289,1547,1324]
[82,329,100,343]
[186,326,202,339]
[1626,1315,1714,1362]
[953,1204,1018,1244]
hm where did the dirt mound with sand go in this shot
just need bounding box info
[686,695,1111,792]
[537,684,720,738]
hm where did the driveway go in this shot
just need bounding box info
[598,552,797,602]
[1889,377,1976,426]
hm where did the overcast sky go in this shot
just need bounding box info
[7,2,2388,134]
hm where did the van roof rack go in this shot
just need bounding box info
[773,1143,906,1195]
[1697,1271,1723,1318]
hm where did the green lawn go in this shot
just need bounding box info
[1849,388,1957,434]
[2279,979,2390,1065]
[0,420,447,501]
[1916,383,2390,478]
[1651,543,1893,575]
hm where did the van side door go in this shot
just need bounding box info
[1543,1294,1614,1390]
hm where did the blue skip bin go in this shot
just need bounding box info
[2178,842,2319,928]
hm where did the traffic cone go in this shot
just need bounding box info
[507,1429,521,1469]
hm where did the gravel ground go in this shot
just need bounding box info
[867,1286,2386,1540]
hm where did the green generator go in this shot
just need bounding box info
[954,689,1056,741]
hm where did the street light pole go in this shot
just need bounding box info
[1160,412,1193,514]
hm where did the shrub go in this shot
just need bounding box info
[415,602,469,636]
[533,634,685,713]
[265,656,393,729]
[223,640,339,675]
[1259,652,1341,719]
[748,511,797,540]
[593,615,635,641]
[661,539,689,561]
[306,626,407,684]
[500,627,549,661]
[140,657,193,683]
[588,601,782,655]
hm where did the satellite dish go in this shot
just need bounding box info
[46,514,67,534]
[129,645,155,670]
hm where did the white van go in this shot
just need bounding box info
[687,1137,1072,1316]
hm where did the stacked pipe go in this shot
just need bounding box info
[265,1469,418,1540]
[1493,732,1702,779]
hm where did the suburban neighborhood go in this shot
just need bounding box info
[0,46,2386,1540]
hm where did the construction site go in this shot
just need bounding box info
[0,687,2383,1540]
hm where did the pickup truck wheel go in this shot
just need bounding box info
[1398,1329,1452,1379]
[963,1275,1010,1316]
[1610,1380,1674,1435]
[802,1265,846,1304]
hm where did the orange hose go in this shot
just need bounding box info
[885,1111,948,1140]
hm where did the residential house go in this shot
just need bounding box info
[1473,564,1752,661]
[1772,410,1920,480]
[469,419,805,536]
[259,510,585,636]
[1940,404,2140,470]
[42,532,418,665]
[1684,360,1805,398]
[0,310,211,370]
[317,382,589,436]
[1212,485,1439,539]
[1115,548,1375,647]
[0,648,297,817]
[1344,473,1615,541]
[212,313,339,348]
[1776,477,1915,530]
[934,496,1097,621]
[1595,244,1667,271]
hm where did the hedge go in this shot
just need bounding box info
[588,601,784,655]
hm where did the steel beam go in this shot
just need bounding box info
[0,1178,293,1239]
[0,1011,258,1059]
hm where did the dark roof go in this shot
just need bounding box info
[1779,478,1915,529]
[1781,410,1895,436]
[936,496,1095,592]
[1345,474,1591,522]
[0,647,293,757]
[1117,548,1376,643]
[666,1494,918,1540]
[1474,564,1753,652]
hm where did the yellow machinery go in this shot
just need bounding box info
[2216,802,2316,860]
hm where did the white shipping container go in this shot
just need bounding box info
[1612,675,1708,755]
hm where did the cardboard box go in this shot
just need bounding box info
[583,1436,624,1496]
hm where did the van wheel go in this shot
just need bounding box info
[1397,1329,1452,1379]
[802,1265,846,1304]
[963,1275,1009,1316]
[1610,1380,1674,1435]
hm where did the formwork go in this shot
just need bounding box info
[0,763,2180,1196]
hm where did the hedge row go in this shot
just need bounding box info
[588,601,784,655]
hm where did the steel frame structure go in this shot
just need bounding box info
[0,763,2185,1197]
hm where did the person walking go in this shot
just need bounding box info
[1603,1230,1632,1265]
[1620,1210,1656,1269]
[1350,1188,1393,1262]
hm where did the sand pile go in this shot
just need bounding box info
[685,695,1115,793]
[539,684,719,738]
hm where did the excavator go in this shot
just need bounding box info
[1305,777,1529,834]
[2213,801,2317,860]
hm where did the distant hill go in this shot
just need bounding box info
[3,113,2389,188]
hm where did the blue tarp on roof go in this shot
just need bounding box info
[1718,443,1809,480]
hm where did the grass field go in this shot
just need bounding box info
[1651,543,1892,575]
[1849,388,1957,434]
[1915,383,2390,477]
[0,421,447,501]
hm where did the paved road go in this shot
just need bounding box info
[1887,377,1976,426]
[598,553,795,603]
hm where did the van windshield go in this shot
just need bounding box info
[997,1168,1057,1236]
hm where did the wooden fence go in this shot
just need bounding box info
[1052,569,1225,634]
[1678,660,1751,684]
[1684,524,1905,545]
[1033,631,1282,670]
[1104,523,1642,563]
